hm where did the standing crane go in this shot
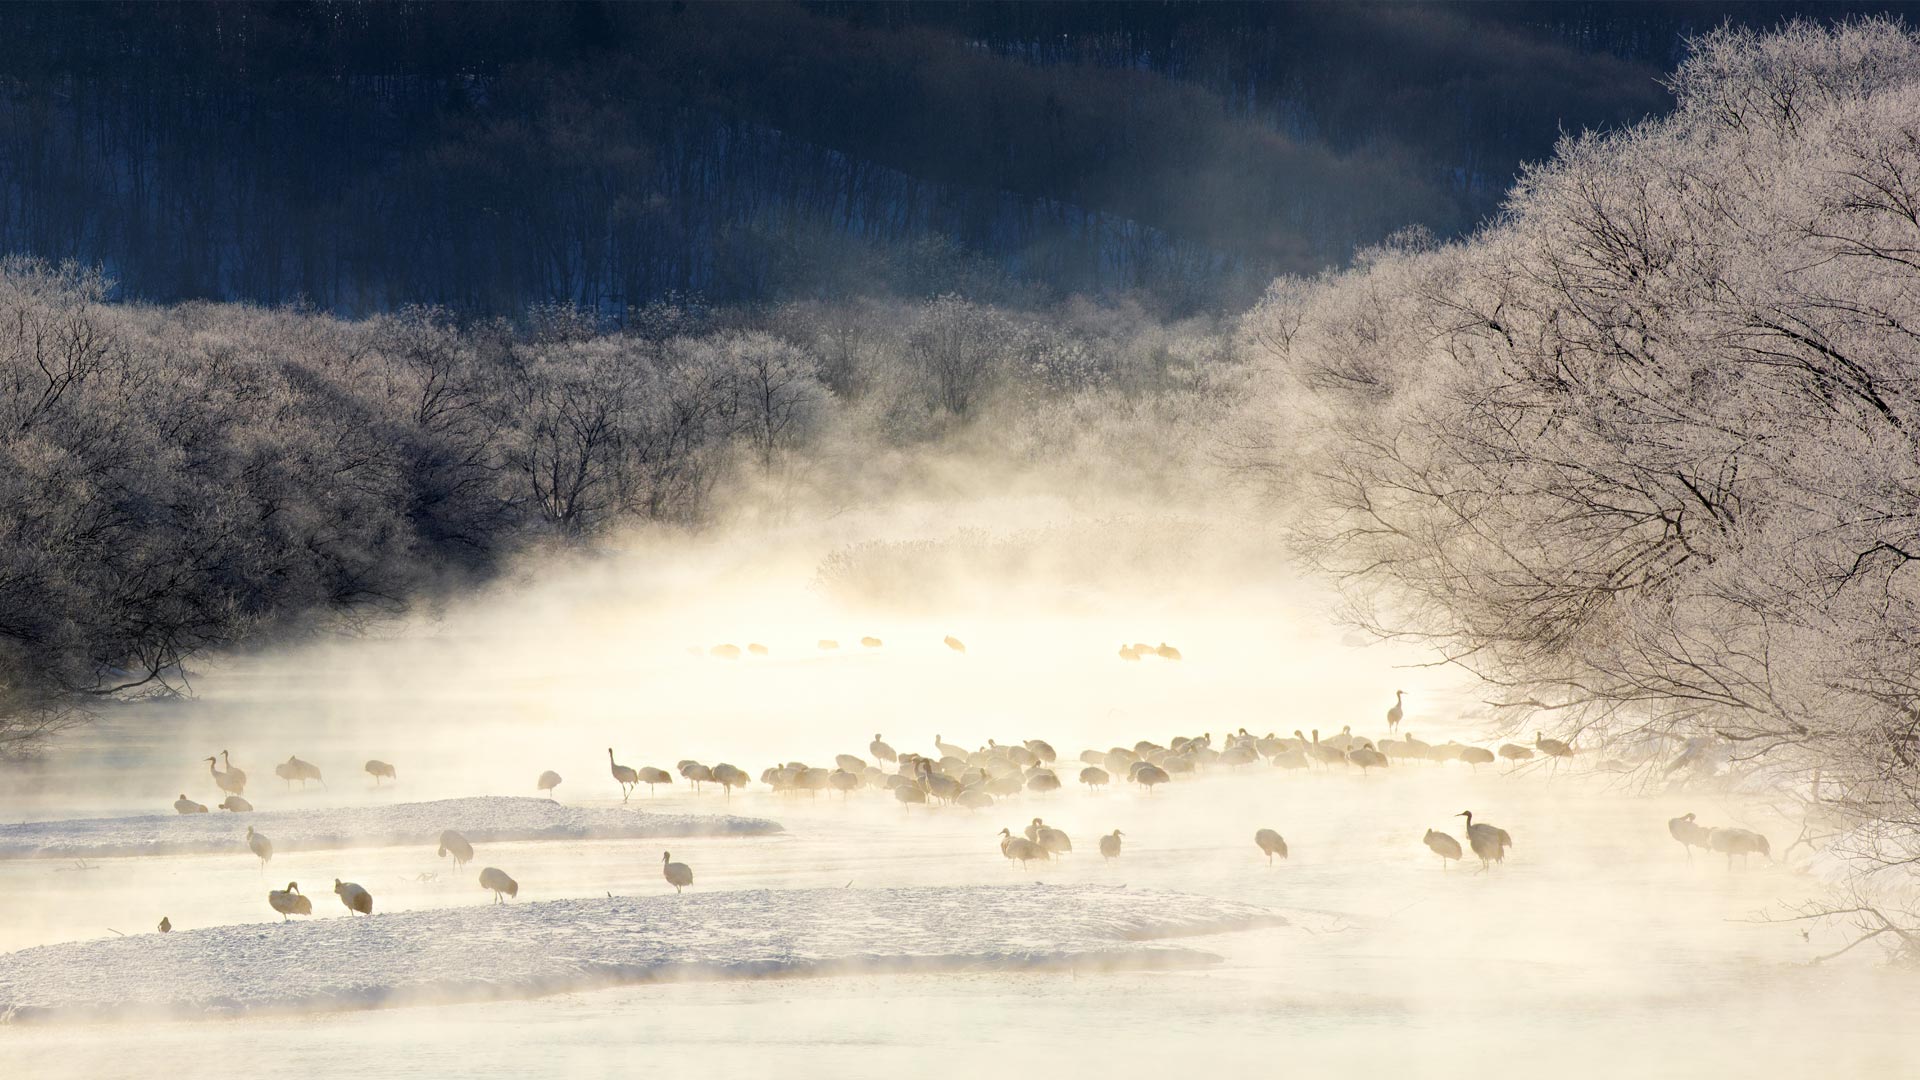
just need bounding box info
[1422,828,1463,870]
[661,851,694,893]
[1456,811,1513,870]
[1387,690,1405,733]
[608,748,639,802]
[1255,828,1289,864]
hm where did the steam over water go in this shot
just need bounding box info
[2,499,1916,1076]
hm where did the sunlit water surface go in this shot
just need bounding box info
[1,510,1913,1077]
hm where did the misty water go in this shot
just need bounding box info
[2,503,1914,1076]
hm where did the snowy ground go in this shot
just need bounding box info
[0,796,780,860]
[0,883,1282,1021]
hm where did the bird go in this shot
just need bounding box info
[1255,828,1289,864]
[1080,765,1109,791]
[636,766,673,795]
[944,635,966,653]
[1459,746,1495,769]
[174,794,208,814]
[219,750,247,791]
[275,755,324,788]
[870,733,897,763]
[478,866,519,903]
[1457,811,1513,870]
[218,795,253,812]
[246,826,273,869]
[999,828,1051,867]
[1154,642,1182,660]
[206,755,245,797]
[894,783,927,810]
[1132,762,1170,791]
[268,882,312,922]
[1099,829,1123,860]
[608,748,639,801]
[748,643,769,656]
[1347,744,1388,772]
[1026,769,1061,795]
[818,639,839,650]
[1033,820,1072,854]
[1308,730,1345,767]
[158,916,171,933]
[437,829,474,868]
[1422,828,1463,870]
[1118,644,1140,661]
[1669,812,1713,858]
[1707,827,1771,868]
[935,734,968,759]
[681,761,714,792]
[860,636,883,648]
[365,759,396,785]
[1535,732,1573,759]
[1387,689,1405,732]
[1498,743,1534,763]
[710,644,742,659]
[334,879,373,916]
[662,851,693,893]
[537,770,563,798]
[712,763,747,799]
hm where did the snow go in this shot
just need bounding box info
[0,884,1284,1021]
[0,796,781,860]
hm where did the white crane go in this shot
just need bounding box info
[870,733,897,763]
[998,828,1051,867]
[1387,689,1405,732]
[246,826,273,869]
[537,770,563,798]
[1255,828,1289,864]
[220,750,247,793]
[207,755,245,797]
[334,879,373,916]
[174,794,208,814]
[438,829,474,868]
[1708,827,1771,868]
[365,760,396,785]
[1422,828,1463,870]
[1457,811,1513,870]
[268,882,312,921]
[662,851,693,893]
[1099,829,1123,860]
[608,748,639,801]
[479,866,519,903]
[637,766,673,796]
[1668,812,1712,859]
[1535,732,1573,760]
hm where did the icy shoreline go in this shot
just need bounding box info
[0,884,1285,1022]
[0,796,782,860]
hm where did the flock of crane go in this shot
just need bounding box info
[148,687,1770,935]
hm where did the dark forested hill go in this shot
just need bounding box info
[0,1,1911,315]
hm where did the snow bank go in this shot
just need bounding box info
[0,796,781,860]
[0,884,1284,1022]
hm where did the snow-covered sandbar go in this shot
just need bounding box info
[0,796,781,860]
[0,884,1285,1021]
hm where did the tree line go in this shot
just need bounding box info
[1241,19,1920,883]
[0,265,1240,745]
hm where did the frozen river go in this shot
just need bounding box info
[1,515,1915,1077]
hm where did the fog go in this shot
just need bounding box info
[3,490,1915,1075]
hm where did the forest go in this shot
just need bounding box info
[7,5,1920,878]
[3,1,1900,315]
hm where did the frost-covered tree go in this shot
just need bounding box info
[1245,19,1920,867]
